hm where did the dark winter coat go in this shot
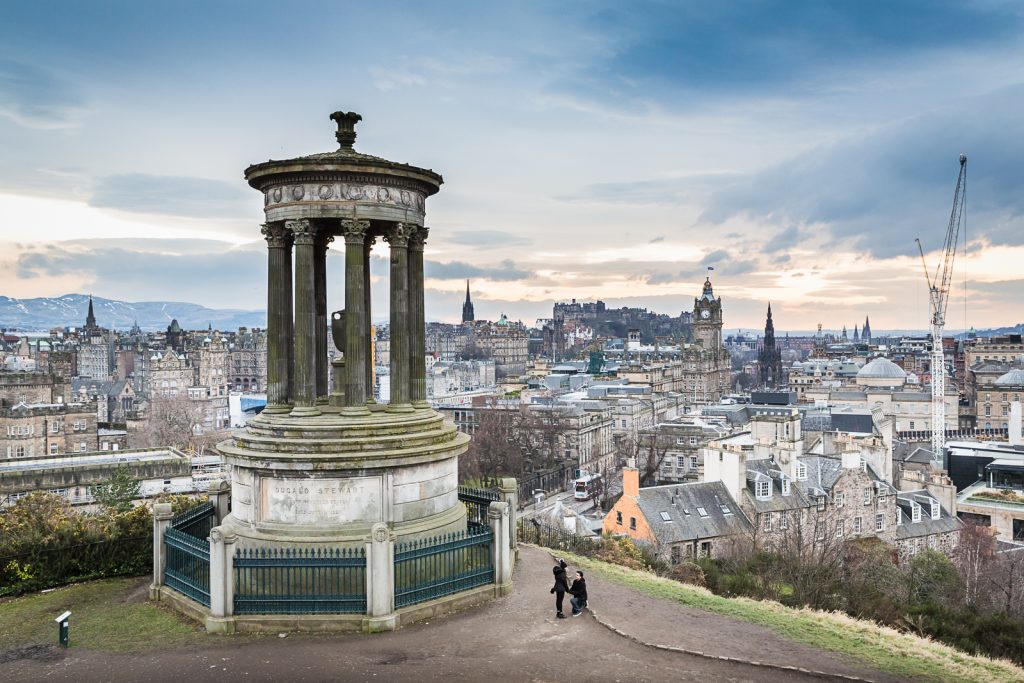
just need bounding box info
[569,577,587,603]
[551,562,569,594]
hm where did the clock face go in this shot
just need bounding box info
[701,309,711,319]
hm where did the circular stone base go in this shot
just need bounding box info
[215,406,470,547]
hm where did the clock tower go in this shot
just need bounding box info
[693,276,723,349]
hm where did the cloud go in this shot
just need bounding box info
[447,229,533,248]
[0,59,87,129]
[89,174,250,218]
[425,258,532,281]
[648,235,664,243]
[700,85,1024,257]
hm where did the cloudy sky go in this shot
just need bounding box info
[1,1,1023,333]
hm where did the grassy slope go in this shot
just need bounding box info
[558,549,1024,683]
[0,578,205,653]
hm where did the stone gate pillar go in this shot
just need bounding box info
[149,502,174,600]
[488,501,513,595]
[364,522,396,632]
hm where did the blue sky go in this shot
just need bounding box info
[1,1,1023,331]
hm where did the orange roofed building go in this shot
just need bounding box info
[602,460,751,563]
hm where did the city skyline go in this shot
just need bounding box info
[2,2,1024,330]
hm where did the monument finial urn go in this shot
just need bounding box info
[330,111,362,151]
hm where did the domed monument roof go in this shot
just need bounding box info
[995,368,1024,386]
[857,357,907,379]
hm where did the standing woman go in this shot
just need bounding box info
[550,559,570,618]
[569,570,588,616]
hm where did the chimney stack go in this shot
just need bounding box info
[623,458,639,498]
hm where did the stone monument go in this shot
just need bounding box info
[216,111,469,547]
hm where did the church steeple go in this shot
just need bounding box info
[862,315,872,342]
[461,280,475,324]
[85,295,97,332]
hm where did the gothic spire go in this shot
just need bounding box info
[85,295,97,331]
[461,280,475,324]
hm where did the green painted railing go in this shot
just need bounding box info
[394,524,494,609]
[165,527,211,606]
[234,547,366,615]
[171,501,216,538]
[459,486,499,526]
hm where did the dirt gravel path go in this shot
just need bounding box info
[1,545,897,683]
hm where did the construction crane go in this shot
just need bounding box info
[915,153,967,462]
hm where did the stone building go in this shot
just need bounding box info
[1,401,98,459]
[972,367,1024,431]
[227,327,267,393]
[72,377,137,424]
[964,334,1024,370]
[688,277,731,403]
[640,416,732,484]
[472,314,529,378]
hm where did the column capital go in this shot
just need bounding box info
[384,222,412,248]
[340,218,371,244]
[260,223,289,248]
[407,225,428,252]
[286,218,316,245]
[315,231,335,251]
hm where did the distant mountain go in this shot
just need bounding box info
[0,294,266,332]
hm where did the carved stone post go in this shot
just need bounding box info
[385,222,413,412]
[314,231,334,402]
[207,527,237,633]
[261,222,291,414]
[408,226,428,408]
[149,502,173,600]
[364,522,396,632]
[488,501,513,596]
[288,218,320,416]
[498,477,519,554]
[207,479,231,525]
[341,218,371,415]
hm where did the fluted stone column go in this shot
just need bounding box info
[408,226,428,408]
[363,234,375,403]
[261,222,291,414]
[341,218,371,415]
[385,222,413,412]
[314,231,333,402]
[284,233,294,404]
[288,218,320,417]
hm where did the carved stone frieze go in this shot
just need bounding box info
[264,182,426,212]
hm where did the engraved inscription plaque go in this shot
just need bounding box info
[260,476,382,525]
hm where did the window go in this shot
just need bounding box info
[835,492,844,507]
[629,517,637,530]
[762,513,773,532]
[863,488,872,506]
[896,508,903,525]
[909,421,915,430]
[720,504,732,515]
[616,511,623,526]
[699,541,711,557]
[836,520,845,538]
[49,444,58,455]
[15,446,25,457]
[50,422,59,433]
[782,478,791,496]
[912,503,922,523]
[79,442,87,452]
[816,497,826,512]
[875,514,885,532]
[689,436,698,445]
[756,480,771,499]
[853,516,862,534]
[671,545,682,564]
[779,513,788,530]
[696,507,708,518]
[659,511,672,522]
[796,462,807,480]
[677,456,686,468]
[690,456,699,469]
[930,502,940,520]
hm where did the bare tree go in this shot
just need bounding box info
[631,427,672,486]
[134,394,205,451]
[955,523,998,608]
[461,405,525,482]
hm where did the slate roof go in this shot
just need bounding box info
[858,357,907,379]
[742,460,812,513]
[894,490,964,540]
[893,442,935,464]
[636,481,751,546]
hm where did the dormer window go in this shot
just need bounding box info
[896,508,903,525]
[782,478,791,496]
[930,501,940,520]
[912,503,922,523]
[756,481,771,499]
[796,462,807,480]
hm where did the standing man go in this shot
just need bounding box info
[550,558,569,618]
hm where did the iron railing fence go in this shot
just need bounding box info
[394,526,494,609]
[234,546,367,615]
[165,527,211,607]
[458,485,500,526]
[517,519,600,556]
[171,501,216,539]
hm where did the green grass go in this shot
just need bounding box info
[556,549,1024,683]
[0,577,208,653]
